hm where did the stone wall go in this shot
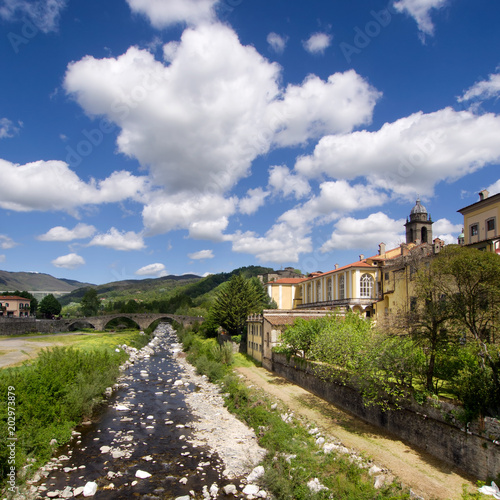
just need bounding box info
[0,318,67,335]
[272,352,500,481]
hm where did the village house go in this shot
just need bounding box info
[0,295,31,317]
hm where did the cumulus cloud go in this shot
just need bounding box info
[135,262,167,277]
[64,25,380,198]
[0,0,67,33]
[142,192,237,241]
[239,188,269,215]
[267,32,287,54]
[0,235,17,249]
[432,218,463,245]
[458,73,500,103]
[486,179,500,196]
[230,222,312,263]
[393,0,448,37]
[320,213,405,253]
[88,228,146,251]
[0,159,149,213]
[295,108,500,200]
[188,249,214,260]
[0,118,21,139]
[303,32,332,54]
[126,0,218,27]
[268,165,311,199]
[51,253,85,269]
[38,223,96,242]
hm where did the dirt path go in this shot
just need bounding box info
[0,332,94,368]
[236,365,478,500]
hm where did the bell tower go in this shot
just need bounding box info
[405,198,433,244]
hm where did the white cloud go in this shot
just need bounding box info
[393,0,448,37]
[230,223,312,263]
[278,181,388,230]
[267,32,287,54]
[320,213,405,253]
[303,32,332,54]
[142,192,237,241]
[433,218,463,245]
[0,118,21,139]
[51,253,85,270]
[88,228,146,251]
[188,249,214,260]
[64,25,380,197]
[486,179,500,196]
[0,235,17,249]
[38,223,96,242]
[268,165,311,199]
[126,0,218,27]
[296,108,500,200]
[135,263,167,277]
[239,188,269,215]
[458,73,500,103]
[270,70,381,147]
[0,159,149,214]
[0,0,67,33]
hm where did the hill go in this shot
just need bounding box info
[0,270,93,298]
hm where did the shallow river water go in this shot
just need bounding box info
[31,325,242,499]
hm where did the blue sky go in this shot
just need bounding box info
[0,0,499,285]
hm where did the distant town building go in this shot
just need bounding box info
[0,296,31,317]
[405,198,433,245]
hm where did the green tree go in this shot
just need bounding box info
[80,288,100,316]
[209,274,268,336]
[430,245,500,416]
[38,294,62,318]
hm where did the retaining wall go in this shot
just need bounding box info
[272,352,500,481]
[0,318,67,335]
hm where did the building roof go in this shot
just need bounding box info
[0,296,31,301]
[410,198,427,214]
[457,191,500,214]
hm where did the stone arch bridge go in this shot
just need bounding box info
[64,313,204,331]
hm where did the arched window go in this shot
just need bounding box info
[421,226,428,244]
[360,274,374,298]
[339,275,345,299]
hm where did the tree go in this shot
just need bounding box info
[430,245,500,416]
[38,294,62,319]
[209,274,269,336]
[80,288,100,316]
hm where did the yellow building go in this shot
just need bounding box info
[458,190,500,254]
[265,277,306,310]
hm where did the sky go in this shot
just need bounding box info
[0,0,499,285]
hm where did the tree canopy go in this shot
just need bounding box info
[38,294,62,318]
[80,288,100,316]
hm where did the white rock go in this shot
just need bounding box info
[47,492,59,498]
[246,465,265,482]
[374,475,386,489]
[135,469,152,479]
[307,478,328,493]
[209,483,219,498]
[73,486,84,497]
[114,404,129,411]
[369,465,383,475]
[100,446,111,453]
[179,477,188,485]
[316,437,325,446]
[83,481,97,497]
[257,491,268,498]
[243,484,260,496]
[61,486,73,498]
[223,484,238,495]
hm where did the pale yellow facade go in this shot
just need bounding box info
[458,190,500,254]
[266,278,304,310]
[0,296,31,317]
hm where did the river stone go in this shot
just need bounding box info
[246,465,265,482]
[73,486,84,496]
[223,484,238,495]
[243,484,259,496]
[83,481,97,497]
[136,470,152,479]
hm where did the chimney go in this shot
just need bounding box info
[334,263,339,270]
[479,189,489,201]
[378,242,386,256]
[359,254,364,261]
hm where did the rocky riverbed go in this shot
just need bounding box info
[19,324,269,500]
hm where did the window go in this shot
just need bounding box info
[470,224,479,237]
[316,281,322,302]
[339,275,345,299]
[360,274,374,298]
[487,218,495,232]
[384,272,389,281]
[327,278,332,301]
